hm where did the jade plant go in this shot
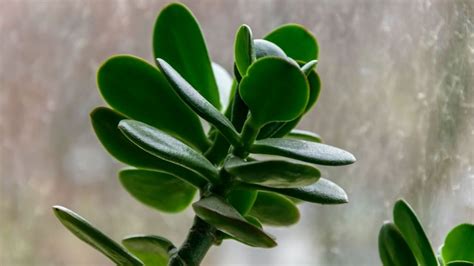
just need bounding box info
[378,200,474,266]
[52,3,356,265]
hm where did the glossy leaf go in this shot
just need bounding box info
[259,71,321,139]
[90,107,207,188]
[393,200,438,266]
[378,222,418,266]
[118,120,219,182]
[304,70,321,113]
[119,169,196,213]
[234,24,255,76]
[224,157,320,188]
[156,59,241,147]
[227,188,258,215]
[250,138,356,166]
[153,3,220,108]
[53,206,143,266]
[441,223,474,264]
[246,178,348,204]
[249,192,300,226]
[193,196,277,248]
[123,235,176,266]
[286,129,322,143]
[265,24,319,62]
[254,39,287,59]
[301,60,318,76]
[97,55,208,151]
[239,57,309,127]
[212,62,233,111]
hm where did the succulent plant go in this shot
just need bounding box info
[379,199,474,266]
[53,2,357,265]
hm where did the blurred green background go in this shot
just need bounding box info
[1,0,473,265]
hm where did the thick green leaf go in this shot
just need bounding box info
[304,70,321,113]
[212,62,233,111]
[90,107,207,188]
[258,71,321,139]
[286,129,322,143]
[245,178,348,204]
[227,188,258,215]
[224,157,320,188]
[249,192,300,226]
[264,24,319,62]
[156,59,241,148]
[239,57,309,127]
[234,24,255,76]
[118,120,219,182]
[153,3,220,108]
[393,200,438,266]
[97,55,208,151]
[52,206,143,266]
[378,222,418,266]
[119,169,196,213]
[193,196,277,248]
[254,39,287,59]
[441,223,474,264]
[250,138,356,166]
[301,60,318,76]
[122,235,175,266]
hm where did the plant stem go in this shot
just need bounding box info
[168,216,217,266]
[233,115,260,157]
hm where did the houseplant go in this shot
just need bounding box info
[53,3,356,265]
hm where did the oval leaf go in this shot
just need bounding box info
[378,222,418,266]
[193,196,276,248]
[225,157,320,188]
[97,55,208,151]
[119,169,196,213]
[249,192,300,226]
[393,200,438,266]
[254,39,287,59]
[246,178,348,204]
[250,138,356,166]
[90,107,207,188]
[264,24,319,62]
[227,188,258,215]
[123,235,176,266]
[52,206,143,266]
[153,3,220,108]
[156,59,241,148]
[239,57,309,127]
[258,71,321,139]
[234,24,255,76]
[118,120,219,182]
[286,129,322,143]
[441,223,474,264]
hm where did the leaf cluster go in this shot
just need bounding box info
[53,2,356,265]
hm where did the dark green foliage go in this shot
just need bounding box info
[53,206,143,265]
[122,235,176,266]
[378,200,474,266]
[119,169,196,213]
[441,224,474,264]
[249,192,300,226]
[53,2,358,265]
